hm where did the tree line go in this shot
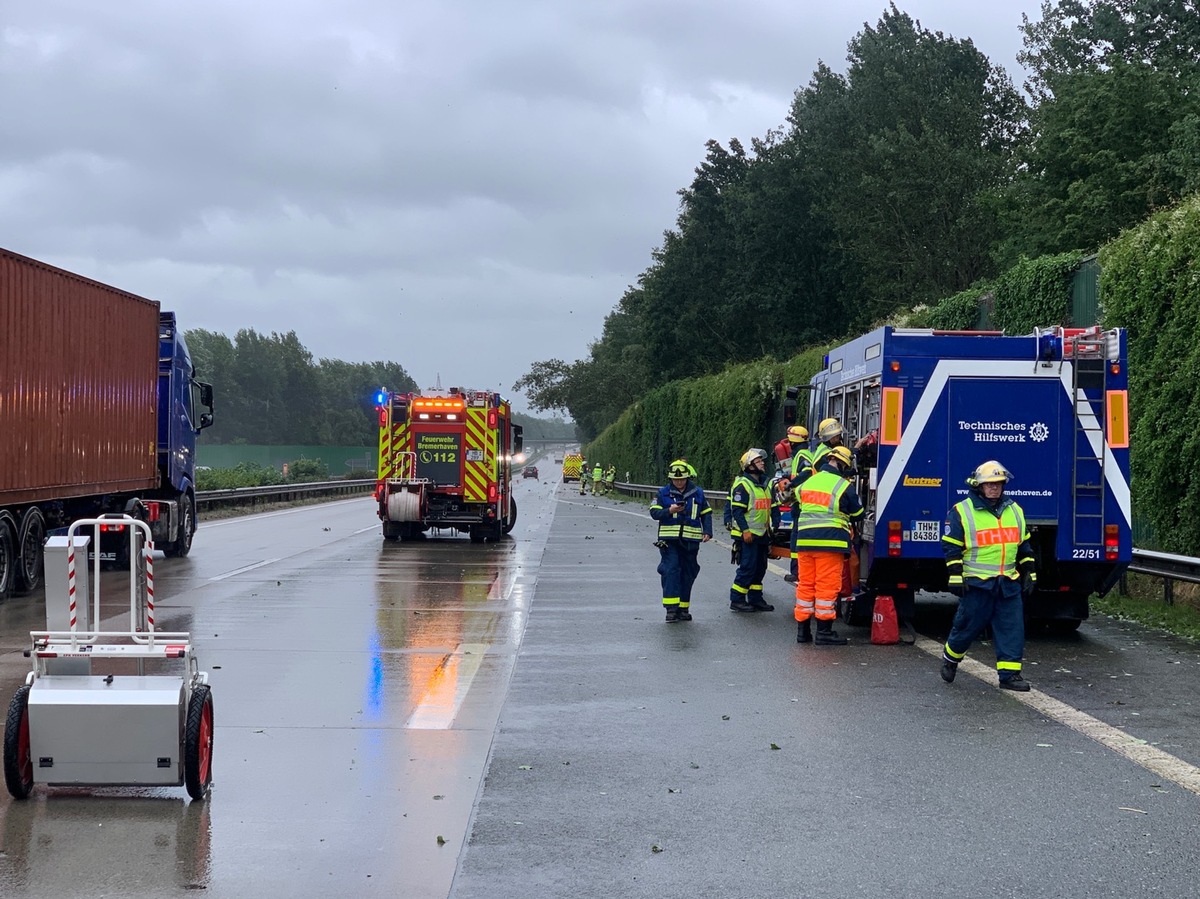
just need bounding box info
[186,329,575,447]
[516,0,1200,439]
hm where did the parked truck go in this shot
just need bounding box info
[805,324,1131,632]
[0,248,215,601]
[374,386,522,542]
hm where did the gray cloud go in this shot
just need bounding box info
[1,0,1035,411]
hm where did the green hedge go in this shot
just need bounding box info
[1100,195,1200,555]
[583,346,829,491]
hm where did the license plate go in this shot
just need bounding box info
[910,521,940,542]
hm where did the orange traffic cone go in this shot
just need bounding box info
[870,595,900,645]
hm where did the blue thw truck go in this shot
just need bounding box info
[807,325,1131,632]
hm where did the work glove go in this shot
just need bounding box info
[1021,572,1036,599]
[946,580,964,599]
[742,530,753,545]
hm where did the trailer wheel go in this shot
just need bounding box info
[4,685,34,800]
[0,513,16,603]
[184,685,214,800]
[837,592,873,628]
[163,496,195,558]
[15,507,46,595]
[502,497,518,535]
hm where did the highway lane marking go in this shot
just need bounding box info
[911,635,1200,796]
[208,558,282,581]
[406,643,488,730]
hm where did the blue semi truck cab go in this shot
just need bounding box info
[807,325,1131,631]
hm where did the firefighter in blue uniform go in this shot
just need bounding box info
[728,448,778,612]
[650,459,713,622]
[940,460,1037,691]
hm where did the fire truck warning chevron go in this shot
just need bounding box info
[374,386,523,543]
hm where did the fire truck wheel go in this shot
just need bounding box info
[3,685,34,800]
[502,497,518,535]
[15,507,46,595]
[468,528,486,544]
[184,685,214,801]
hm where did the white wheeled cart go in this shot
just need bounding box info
[3,516,213,800]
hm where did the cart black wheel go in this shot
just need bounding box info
[184,685,214,800]
[4,685,34,800]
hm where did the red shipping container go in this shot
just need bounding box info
[0,248,160,507]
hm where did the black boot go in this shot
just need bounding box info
[677,607,693,622]
[814,620,847,645]
[796,620,812,644]
[665,607,680,623]
[940,660,958,683]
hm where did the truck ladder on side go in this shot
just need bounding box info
[1062,328,1108,549]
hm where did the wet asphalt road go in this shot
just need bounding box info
[0,475,558,898]
[3,466,1200,898]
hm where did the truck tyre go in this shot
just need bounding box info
[502,497,518,535]
[4,685,33,799]
[468,527,486,544]
[184,685,214,800]
[163,495,195,558]
[0,512,17,603]
[15,507,46,595]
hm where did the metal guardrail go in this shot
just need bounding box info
[195,479,375,512]
[1128,548,1200,603]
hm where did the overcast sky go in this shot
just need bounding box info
[2,1,1039,415]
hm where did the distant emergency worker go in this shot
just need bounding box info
[603,465,616,494]
[728,448,778,613]
[781,425,812,584]
[592,463,605,495]
[808,417,845,473]
[579,460,590,495]
[940,461,1037,691]
[650,460,713,622]
[793,445,863,645]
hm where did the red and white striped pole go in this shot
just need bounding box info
[67,541,77,632]
[145,541,155,631]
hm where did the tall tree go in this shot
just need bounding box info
[793,4,1025,323]
[1008,0,1200,258]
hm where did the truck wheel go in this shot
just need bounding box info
[4,685,33,799]
[163,496,195,558]
[468,528,486,544]
[15,507,46,595]
[502,497,518,535]
[0,513,16,603]
[184,685,214,800]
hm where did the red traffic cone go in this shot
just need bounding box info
[870,594,900,645]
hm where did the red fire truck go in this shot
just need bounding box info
[374,387,522,542]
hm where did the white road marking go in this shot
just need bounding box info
[912,635,1200,795]
[208,558,282,581]
[406,643,488,730]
